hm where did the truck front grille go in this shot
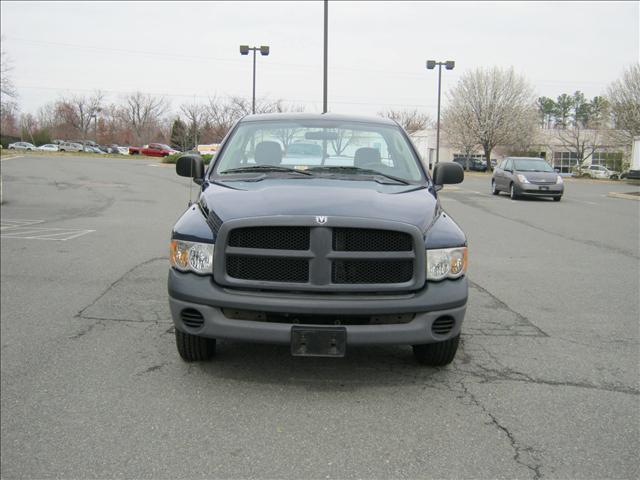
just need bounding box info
[226,255,309,283]
[333,228,412,252]
[220,223,420,291]
[332,259,413,284]
[229,226,310,250]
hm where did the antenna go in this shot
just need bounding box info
[187,158,194,207]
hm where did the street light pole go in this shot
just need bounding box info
[240,45,270,114]
[426,60,455,167]
[436,63,442,166]
[252,49,257,114]
[323,0,328,113]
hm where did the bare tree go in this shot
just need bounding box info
[554,126,603,169]
[1,39,17,100]
[55,91,104,139]
[180,102,207,148]
[444,66,537,171]
[206,95,244,143]
[120,92,169,144]
[0,100,19,136]
[442,109,479,169]
[205,95,289,143]
[19,113,38,144]
[379,109,432,134]
[607,63,640,147]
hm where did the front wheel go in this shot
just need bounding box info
[175,329,216,362]
[413,335,460,366]
[491,180,499,195]
[510,183,519,200]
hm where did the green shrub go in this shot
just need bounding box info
[162,153,213,165]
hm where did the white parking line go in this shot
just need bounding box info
[0,219,45,231]
[1,228,95,241]
[0,155,24,162]
[0,220,95,241]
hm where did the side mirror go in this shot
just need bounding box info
[433,162,464,190]
[176,154,204,180]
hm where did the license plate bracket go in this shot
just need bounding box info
[291,326,347,357]
[539,186,549,190]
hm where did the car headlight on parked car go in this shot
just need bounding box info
[170,240,214,274]
[556,175,563,184]
[516,174,530,183]
[426,247,468,281]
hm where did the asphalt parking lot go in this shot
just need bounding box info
[1,154,638,479]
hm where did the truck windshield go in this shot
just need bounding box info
[213,120,425,182]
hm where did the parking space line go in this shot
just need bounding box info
[0,220,95,241]
[0,219,45,231]
[1,230,95,241]
[0,155,24,162]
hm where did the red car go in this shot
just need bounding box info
[129,143,179,157]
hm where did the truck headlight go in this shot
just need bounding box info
[170,240,214,274]
[556,175,563,184]
[426,247,467,281]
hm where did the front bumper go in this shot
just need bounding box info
[517,183,563,196]
[168,269,467,346]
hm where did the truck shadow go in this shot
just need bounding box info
[192,340,455,391]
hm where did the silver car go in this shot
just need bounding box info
[492,157,564,201]
[583,165,620,180]
[8,142,36,151]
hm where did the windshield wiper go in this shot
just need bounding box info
[307,166,410,185]
[220,165,313,176]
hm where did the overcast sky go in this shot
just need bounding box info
[1,1,638,119]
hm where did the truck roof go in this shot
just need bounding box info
[240,112,399,126]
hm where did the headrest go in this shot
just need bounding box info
[354,147,381,168]
[255,141,282,165]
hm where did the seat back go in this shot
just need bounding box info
[354,147,382,168]
[255,141,282,165]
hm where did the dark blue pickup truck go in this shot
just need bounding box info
[168,113,467,366]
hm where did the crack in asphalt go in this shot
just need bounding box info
[75,256,166,320]
[469,280,549,337]
[456,352,639,396]
[458,380,544,480]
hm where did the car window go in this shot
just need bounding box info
[504,159,513,171]
[513,158,554,172]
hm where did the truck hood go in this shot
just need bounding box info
[202,178,438,232]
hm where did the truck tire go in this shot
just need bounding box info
[175,329,216,362]
[413,334,460,366]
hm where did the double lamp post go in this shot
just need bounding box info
[426,59,455,167]
[240,45,270,114]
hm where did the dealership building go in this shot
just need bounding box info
[410,128,626,174]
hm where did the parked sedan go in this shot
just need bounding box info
[37,144,59,152]
[583,165,620,180]
[84,146,106,154]
[8,142,36,151]
[492,156,563,201]
[453,157,487,172]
